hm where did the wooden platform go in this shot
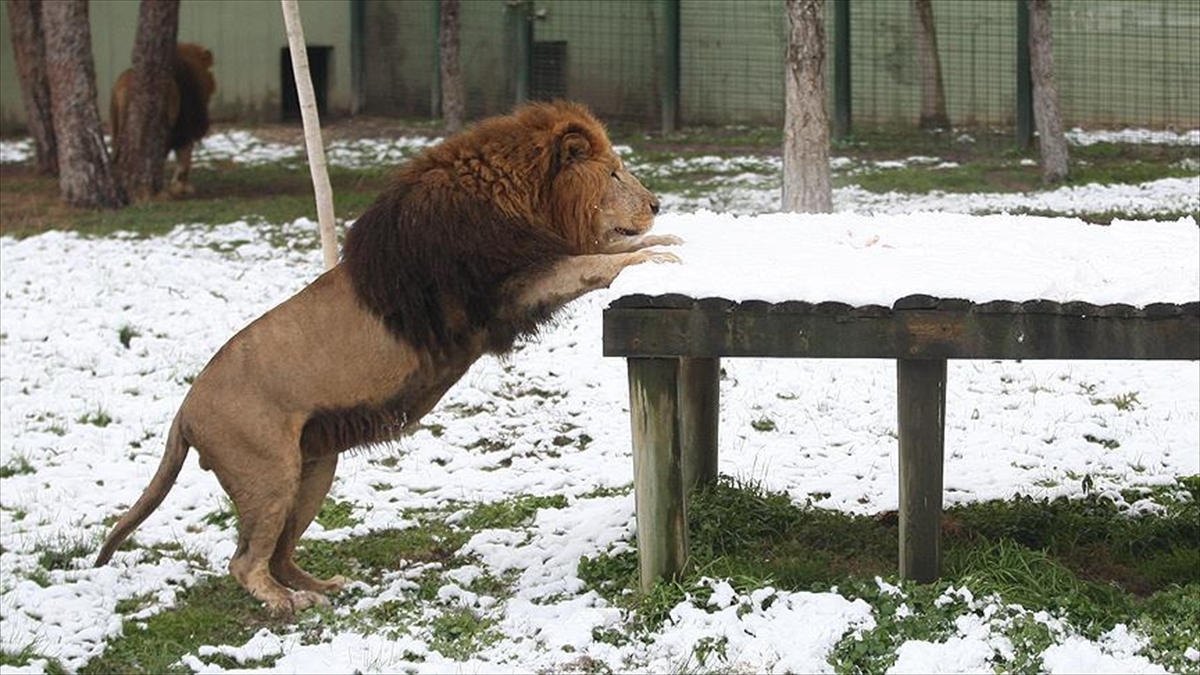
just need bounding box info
[603,293,1200,589]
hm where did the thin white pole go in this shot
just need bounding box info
[280,0,338,270]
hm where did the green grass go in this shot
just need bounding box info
[0,454,36,479]
[80,493,571,672]
[577,475,1200,670]
[79,576,274,675]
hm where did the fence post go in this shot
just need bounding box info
[661,0,680,134]
[431,0,442,119]
[832,0,851,140]
[511,1,533,104]
[1015,0,1033,148]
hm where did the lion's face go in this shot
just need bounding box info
[597,154,660,244]
[550,133,661,253]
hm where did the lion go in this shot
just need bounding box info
[110,43,216,195]
[94,100,681,615]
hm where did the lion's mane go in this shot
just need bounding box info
[342,101,615,355]
[169,43,215,151]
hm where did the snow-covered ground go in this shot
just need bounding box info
[0,129,1198,674]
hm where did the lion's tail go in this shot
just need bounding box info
[94,412,189,566]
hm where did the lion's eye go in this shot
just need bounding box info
[611,170,620,181]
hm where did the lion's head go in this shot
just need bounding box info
[343,100,661,353]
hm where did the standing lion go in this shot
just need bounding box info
[94,101,681,615]
[110,43,216,195]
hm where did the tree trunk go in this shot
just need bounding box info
[41,0,126,208]
[782,0,832,213]
[439,0,465,134]
[6,0,58,175]
[113,0,179,201]
[912,0,949,130]
[1028,0,1068,183]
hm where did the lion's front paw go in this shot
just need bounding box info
[635,249,682,265]
[647,234,685,247]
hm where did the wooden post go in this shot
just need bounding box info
[280,0,338,270]
[679,357,719,489]
[896,358,947,582]
[628,357,688,591]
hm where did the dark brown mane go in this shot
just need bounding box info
[341,101,613,355]
[169,44,214,152]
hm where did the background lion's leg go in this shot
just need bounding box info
[170,144,195,195]
[270,453,348,594]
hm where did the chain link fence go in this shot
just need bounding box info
[360,0,1198,140]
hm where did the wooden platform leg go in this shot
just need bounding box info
[896,358,947,583]
[680,357,720,490]
[627,357,688,592]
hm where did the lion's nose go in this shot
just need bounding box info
[650,199,660,216]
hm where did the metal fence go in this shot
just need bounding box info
[362,0,1200,139]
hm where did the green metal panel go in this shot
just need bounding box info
[361,0,435,116]
[680,0,784,126]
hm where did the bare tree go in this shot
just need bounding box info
[113,0,180,201]
[41,0,126,208]
[912,0,949,130]
[782,0,832,213]
[439,0,465,134]
[1028,0,1068,183]
[6,0,57,175]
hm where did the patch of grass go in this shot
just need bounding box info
[457,494,569,531]
[578,475,1199,671]
[0,454,36,478]
[750,416,777,432]
[80,576,274,675]
[0,163,389,239]
[117,324,141,349]
[0,646,68,674]
[580,477,896,630]
[1092,391,1141,411]
[948,538,1130,633]
[77,407,114,428]
[1135,583,1200,673]
[314,497,362,530]
[428,607,500,660]
[1083,433,1120,449]
[36,533,94,572]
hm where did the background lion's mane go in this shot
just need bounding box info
[169,44,215,151]
[342,102,614,355]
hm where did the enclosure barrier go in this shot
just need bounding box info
[603,293,1200,588]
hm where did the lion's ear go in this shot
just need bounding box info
[558,131,592,165]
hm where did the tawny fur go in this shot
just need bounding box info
[110,43,216,195]
[93,101,681,615]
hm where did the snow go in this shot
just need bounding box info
[1,129,1198,674]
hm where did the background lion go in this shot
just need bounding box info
[110,43,216,195]
[94,100,681,615]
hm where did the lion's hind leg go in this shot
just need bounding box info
[216,443,323,615]
[270,453,349,595]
